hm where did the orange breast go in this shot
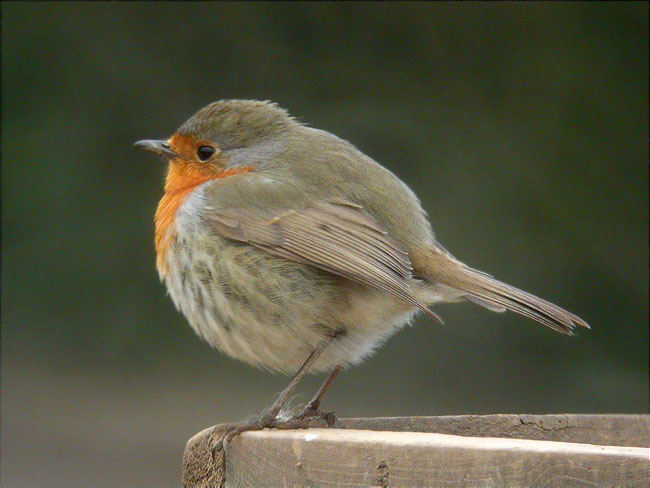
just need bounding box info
[155,163,254,274]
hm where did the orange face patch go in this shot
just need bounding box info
[168,133,220,163]
[154,133,255,274]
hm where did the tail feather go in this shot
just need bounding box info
[465,295,507,313]
[426,253,590,335]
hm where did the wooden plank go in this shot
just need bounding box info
[184,426,227,488]
[339,414,650,447]
[182,415,650,487]
[225,429,649,487]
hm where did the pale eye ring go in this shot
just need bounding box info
[197,146,215,161]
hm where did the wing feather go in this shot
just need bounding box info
[205,200,442,323]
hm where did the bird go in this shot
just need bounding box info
[135,99,589,443]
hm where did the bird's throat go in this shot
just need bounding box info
[154,162,254,275]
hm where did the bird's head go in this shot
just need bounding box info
[135,99,295,180]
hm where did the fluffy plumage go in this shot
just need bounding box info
[146,99,589,374]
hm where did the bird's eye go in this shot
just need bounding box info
[197,146,215,161]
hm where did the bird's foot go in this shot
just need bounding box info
[213,414,277,452]
[213,407,339,452]
[300,403,339,427]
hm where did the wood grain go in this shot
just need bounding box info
[182,415,650,487]
[226,429,649,487]
[338,414,650,447]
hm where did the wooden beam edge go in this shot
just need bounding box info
[236,428,650,458]
[182,416,650,487]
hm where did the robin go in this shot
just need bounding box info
[135,99,589,444]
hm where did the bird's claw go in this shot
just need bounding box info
[213,408,339,453]
[301,405,339,427]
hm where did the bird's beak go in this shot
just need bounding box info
[134,139,178,159]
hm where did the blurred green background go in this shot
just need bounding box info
[2,2,648,486]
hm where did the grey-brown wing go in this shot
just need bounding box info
[206,200,442,323]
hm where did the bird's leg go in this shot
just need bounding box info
[265,337,333,418]
[301,365,343,426]
[214,338,333,450]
